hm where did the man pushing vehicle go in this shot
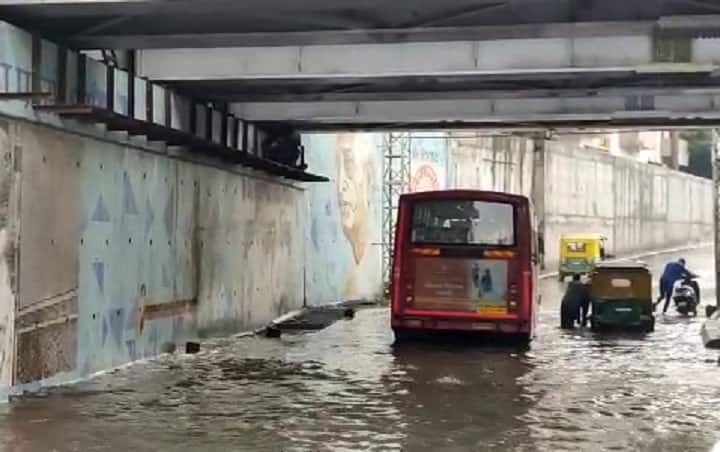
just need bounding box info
[653,258,700,314]
[560,274,591,329]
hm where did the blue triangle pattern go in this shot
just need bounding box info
[145,196,154,236]
[91,194,110,222]
[123,172,139,215]
[101,316,109,346]
[109,309,124,347]
[163,190,174,238]
[92,261,105,294]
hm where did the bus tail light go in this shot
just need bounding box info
[402,318,422,328]
[522,271,532,319]
[484,250,515,259]
[411,247,441,256]
[405,282,414,305]
[508,283,519,312]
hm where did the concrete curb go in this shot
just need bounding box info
[538,242,712,280]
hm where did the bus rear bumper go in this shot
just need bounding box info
[391,316,529,334]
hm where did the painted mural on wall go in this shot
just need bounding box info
[303,132,383,304]
[409,132,448,192]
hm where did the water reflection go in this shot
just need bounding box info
[0,248,718,452]
[387,344,537,451]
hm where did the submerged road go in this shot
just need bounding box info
[1,247,719,451]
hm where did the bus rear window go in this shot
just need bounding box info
[410,200,514,245]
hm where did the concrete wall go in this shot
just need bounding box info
[0,120,387,393]
[302,133,383,305]
[0,118,310,389]
[544,137,712,268]
[0,119,18,398]
[447,134,534,197]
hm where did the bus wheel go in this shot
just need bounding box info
[514,333,532,346]
[393,328,416,342]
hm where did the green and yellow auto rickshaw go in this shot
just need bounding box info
[589,262,655,333]
[558,233,608,281]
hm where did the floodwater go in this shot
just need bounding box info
[1,247,719,452]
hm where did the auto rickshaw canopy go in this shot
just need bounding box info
[589,262,652,302]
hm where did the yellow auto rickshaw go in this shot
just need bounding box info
[558,233,608,281]
[588,261,655,333]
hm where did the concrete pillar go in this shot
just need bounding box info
[531,134,546,269]
[713,129,720,308]
[669,131,680,170]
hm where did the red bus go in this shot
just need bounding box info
[390,190,539,342]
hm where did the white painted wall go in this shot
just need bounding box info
[544,138,712,268]
[447,134,533,197]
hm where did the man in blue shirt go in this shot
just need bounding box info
[654,258,699,314]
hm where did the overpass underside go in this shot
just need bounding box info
[6,1,720,130]
[0,1,720,393]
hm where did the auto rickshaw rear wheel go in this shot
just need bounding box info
[642,318,655,333]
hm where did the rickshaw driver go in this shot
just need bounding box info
[560,274,591,329]
[653,258,699,314]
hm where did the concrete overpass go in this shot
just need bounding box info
[5,0,720,129]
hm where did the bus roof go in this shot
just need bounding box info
[399,190,529,204]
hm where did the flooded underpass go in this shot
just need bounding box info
[1,247,719,452]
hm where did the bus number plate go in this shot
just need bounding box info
[471,322,496,331]
[477,306,508,315]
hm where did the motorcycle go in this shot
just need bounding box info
[672,276,699,316]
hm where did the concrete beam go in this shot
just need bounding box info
[230,92,720,128]
[0,0,149,6]
[66,16,720,49]
[137,33,720,81]
[74,21,657,49]
[188,86,720,103]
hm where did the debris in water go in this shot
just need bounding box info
[185,342,201,354]
[265,325,282,338]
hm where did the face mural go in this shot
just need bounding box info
[334,133,376,296]
[302,131,382,305]
[335,133,374,265]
